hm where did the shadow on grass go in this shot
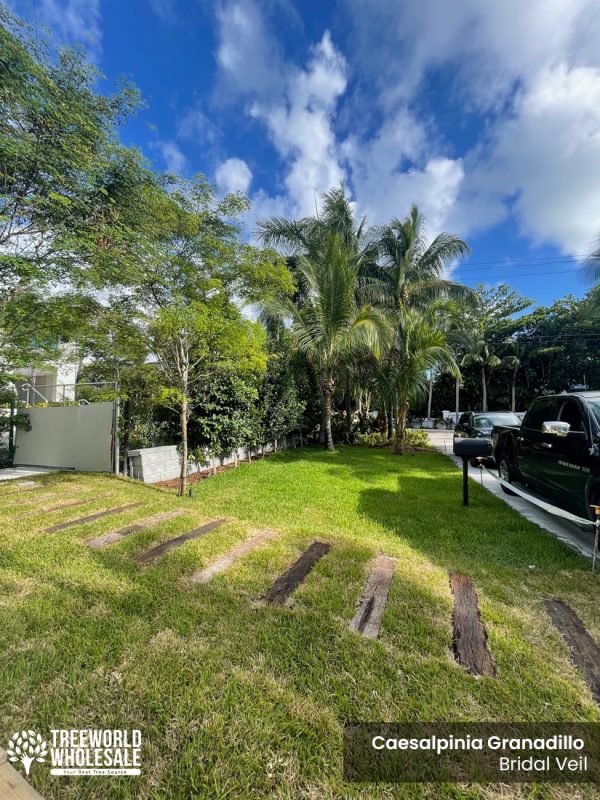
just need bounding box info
[357,461,589,574]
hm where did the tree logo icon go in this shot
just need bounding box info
[7,730,48,775]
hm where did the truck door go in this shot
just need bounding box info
[518,397,559,486]
[544,397,591,509]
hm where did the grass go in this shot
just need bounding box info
[1,446,600,799]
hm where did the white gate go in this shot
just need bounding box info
[13,402,115,472]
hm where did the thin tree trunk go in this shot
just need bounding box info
[178,393,188,497]
[122,397,131,477]
[481,365,487,412]
[455,378,460,424]
[387,407,393,440]
[322,376,334,451]
[427,378,433,419]
[511,371,516,412]
[344,369,352,437]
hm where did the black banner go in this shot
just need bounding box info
[344,723,600,783]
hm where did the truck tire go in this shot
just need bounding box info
[497,453,517,496]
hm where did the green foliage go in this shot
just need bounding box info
[0,8,153,374]
[354,431,391,447]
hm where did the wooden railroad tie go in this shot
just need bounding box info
[86,510,186,549]
[133,519,225,565]
[262,541,331,605]
[191,528,279,584]
[349,555,396,638]
[545,599,600,704]
[44,502,144,534]
[449,572,495,677]
[0,747,44,799]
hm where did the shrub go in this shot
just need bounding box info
[402,428,430,448]
[354,432,391,448]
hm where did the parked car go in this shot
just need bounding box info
[493,392,600,521]
[454,411,522,465]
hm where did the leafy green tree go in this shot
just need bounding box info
[0,8,155,376]
[149,300,266,496]
[264,231,389,450]
[387,306,460,453]
[258,324,305,447]
[460,284,531,411]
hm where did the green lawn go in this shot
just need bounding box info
[1,447,600,799]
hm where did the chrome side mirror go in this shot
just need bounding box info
[542,420,570,437]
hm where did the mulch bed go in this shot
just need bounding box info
[155,452,276,491]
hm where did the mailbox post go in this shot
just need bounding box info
[452,438,491,506]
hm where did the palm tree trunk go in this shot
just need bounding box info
[394,400,409,454]
[322,376,334,451]
[511,370,516,412]
[344,369,352,436]
[387,406,393,440]
[455,378,460,424]
[427,378,433,419]
[319,387,326,444]
[481,365,487,412]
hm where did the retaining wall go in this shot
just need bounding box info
[127,440,291,484]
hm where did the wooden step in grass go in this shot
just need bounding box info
[449,572,495,677]
[133,519,225,565]
[349,555,396,638]
[0,748,44,799]
[191,529,279,584]
[44,502,144,534]
[545,599,600,704]
[262,541,331,605]
[86,510,185,549]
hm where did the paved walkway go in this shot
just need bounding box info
[0,466,58,481]
[427,430,596,560]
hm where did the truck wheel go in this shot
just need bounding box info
[498,454,517,496]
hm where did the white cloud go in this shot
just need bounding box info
[340,0,600,253]
[9,0,102,57]
[213,0,600,255]
[215,2,347,217]
[157,141,187,174]
[216,157,253,194]
[149,0,176,23]
[177,107,219,143]
[453,63,600,253]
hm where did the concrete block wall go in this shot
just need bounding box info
[128,440,289,484]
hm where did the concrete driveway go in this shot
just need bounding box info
[427,429,596,560]
[0,466,58,482]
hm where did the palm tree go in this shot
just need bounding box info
[461,332,501,412]
[375,205,471,310]
[264,231,389,450]
[501,338,524,412]
[257,185,379,443]
[385,306,460,454]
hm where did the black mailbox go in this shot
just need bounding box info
[453,438,491,458]
[453,437,490,506]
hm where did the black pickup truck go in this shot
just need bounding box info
[493,392,600,521]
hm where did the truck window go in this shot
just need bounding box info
[557,398,586,433]
[458,413,470,426]
[522,398,558,430]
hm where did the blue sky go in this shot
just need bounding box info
[8,0,600,306]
